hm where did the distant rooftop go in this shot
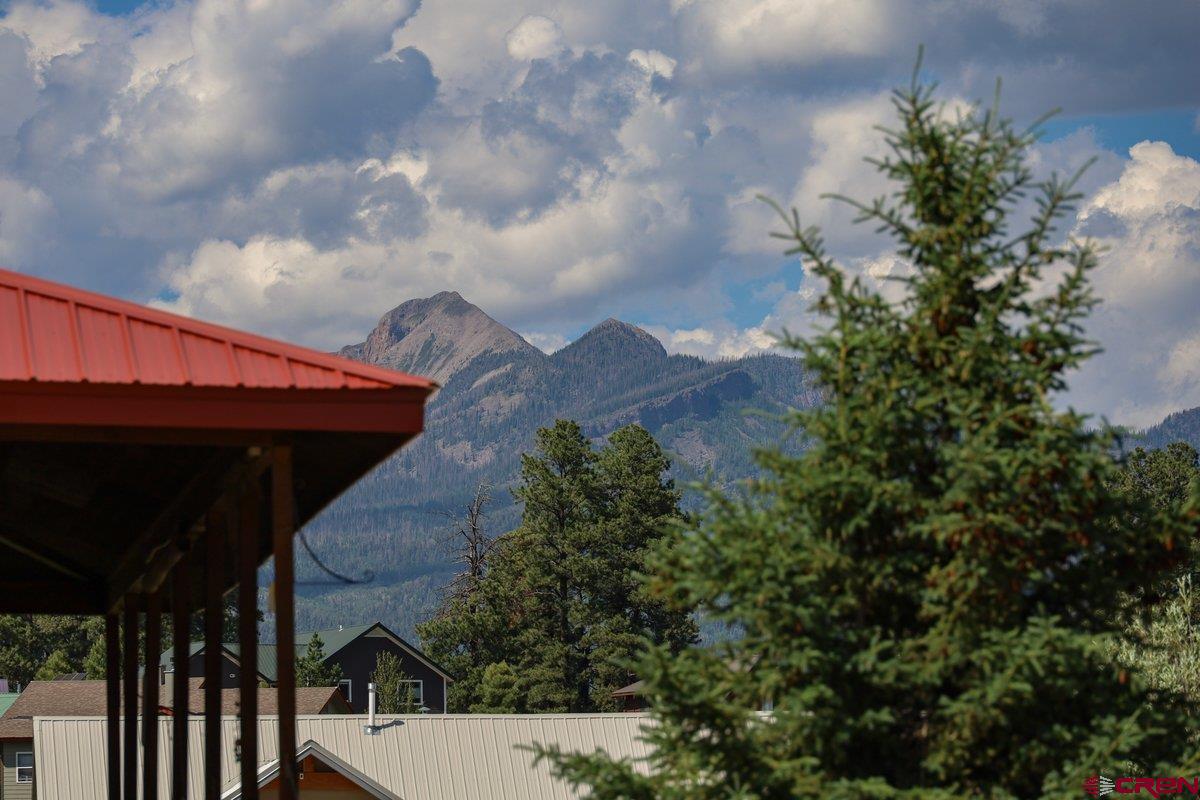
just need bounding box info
[159,622,453,683]
[0,680,346,740]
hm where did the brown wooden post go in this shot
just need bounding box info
[106,612,121,800]
[171,553,192,800]
[143,589,161,800]
[204,509,225,800]
[122,596,139,800]
[272,445,297,800]
[238,485,261,800]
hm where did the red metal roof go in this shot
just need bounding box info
[0,268,433,392]
[0,268,436,433]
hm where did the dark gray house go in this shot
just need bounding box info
[161,622,453,713]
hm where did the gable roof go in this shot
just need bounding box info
[162,622,453,683]
[0,680,109,739]
[159,642,274,684]
[611,679,645,698]
[34,713,657,800]
[346,622,455,682]
[0,680,346,740]
[221,739,400,800]
[172,679,349,717]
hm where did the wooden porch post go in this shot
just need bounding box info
[238,485,261,800]
[171,553,192,800]
[122,596,139,800]
[106,612,121,800]
[273,445,297,800]
[204,509,226,800]
[142,589,162,800]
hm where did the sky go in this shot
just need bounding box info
[0,1,1197,427]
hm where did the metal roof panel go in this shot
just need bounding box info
[33,714,657,799]
[0,268,434,392]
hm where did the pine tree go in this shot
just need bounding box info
[34,649,73,681]
[541,62,1200,798]
[295,633,342,688]
[420,420,696,713]
[474,661,521,713]
[588,424,698,709]
[490,419,599,712]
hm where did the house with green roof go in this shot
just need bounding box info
[161,622,452,714]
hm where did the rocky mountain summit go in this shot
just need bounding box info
[338,291,540,383]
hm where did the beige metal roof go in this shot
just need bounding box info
[33,714,656,800]
[222,739,402,800]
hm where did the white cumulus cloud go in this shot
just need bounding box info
[1066,142,1200,426]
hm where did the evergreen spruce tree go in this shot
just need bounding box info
[541,64,1199,798]
[295,633,342,688]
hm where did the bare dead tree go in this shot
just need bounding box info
[439,483,494,604]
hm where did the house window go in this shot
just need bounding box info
[338,679,353,703]
[16,751,33,783]
[400,679,423,707]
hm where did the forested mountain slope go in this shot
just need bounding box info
[1136,407,1200,451]
[284,292,819,638]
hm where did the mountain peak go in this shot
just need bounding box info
[591,318,667,354]
[339,291,541,383]
[552,317,668,366]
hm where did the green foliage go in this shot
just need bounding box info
[1119,574,1200,709]
[1112,443,1200,709]
[34,649,74,681]
[419,421,698,713]
[474,661,520,713]
[0,615,104,686]
[83,633,107,679]
[3,595,258,687]
[1112,443,1200,515]
[372,650,420,714]
[540,66,1200,798]
[295,633,343,688]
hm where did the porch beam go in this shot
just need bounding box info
[122,596,139,800]
[238,483,261,800]
[142,590,162,800]
[273,445,297,800]
[106,612,120,800]
[204,507,226,800]
[171,553,192,800]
